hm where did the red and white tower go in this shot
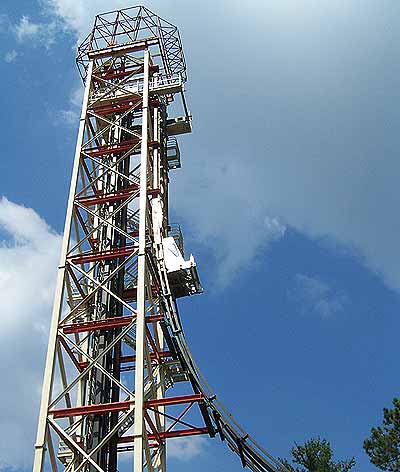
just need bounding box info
[33,6,285,472]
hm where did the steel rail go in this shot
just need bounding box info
[160,306,288,472]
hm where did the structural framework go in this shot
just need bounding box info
[33,6,286,472]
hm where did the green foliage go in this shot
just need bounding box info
[280,437,355,472]
[364,398,400,472]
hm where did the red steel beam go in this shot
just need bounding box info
[123,287,137,301]
[50,400,132,418]
[69,245,136,265]
[119,427,208,443]
[150,428,208,440]
[92,103,139,117]
[76,185,139,207]
[76,187,160,208]
[123,286,158,301]
[94,64,159,81]
[120,350,171,364]
[62,314,163,334]
[145,394,204,408]
[77,351,171,371]
[84,140,140,158]
[77,350,172,370]
[89,94,142,110]
[83,140,159,158]
[50,395,204,420]
[87,38,159,60]
[90,98,160,116]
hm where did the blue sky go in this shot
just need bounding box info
[0,1,399,471]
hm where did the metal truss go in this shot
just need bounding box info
[77,6,186,82]
[33,6,288,472]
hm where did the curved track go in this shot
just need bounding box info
[162,299,287,472]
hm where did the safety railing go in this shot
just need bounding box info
[91,74,183,103]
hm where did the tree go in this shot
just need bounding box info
[280,437,355,472]
[364,398,400,472]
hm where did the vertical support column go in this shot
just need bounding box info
[156,321,166,472]
[133,49,150,472]
[151,105,166,472]
[33,61,94,472]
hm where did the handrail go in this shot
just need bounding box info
[91,74,183,102]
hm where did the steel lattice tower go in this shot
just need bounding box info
[33,6,287,472]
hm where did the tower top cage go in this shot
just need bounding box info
[76,5,187,82]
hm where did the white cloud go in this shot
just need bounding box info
[59,108,79,125]
[13,14,58,46]
[0,197,61,469]
[36,0,400,292]
[168,435,207,461]
[55,85,83,127]
[41,0,138,41]
[289,274,348,319]
[170,1,400,291]
[70,85,83,107]
[0,14,10,33]
[15,15,41,42]
[4,50,18,63]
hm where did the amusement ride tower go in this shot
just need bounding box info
[33,6,285,472]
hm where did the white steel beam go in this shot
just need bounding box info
[133,48,150,472]
[33,60,94,472]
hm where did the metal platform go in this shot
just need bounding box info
[166,116,192,135]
